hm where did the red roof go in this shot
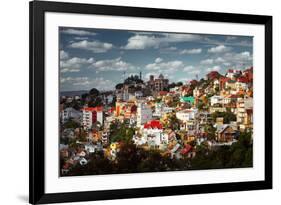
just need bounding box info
[144,120,163,129]
[62,163,70,169]
[181,144,192,155]
[237,76,249,83]
[226,94,238,99]
[189,79,198,85]
[219,76,230,84]
[109,107,115,113]
[82,106,103,112]
[159,91,168,96]
[207,71,220,80]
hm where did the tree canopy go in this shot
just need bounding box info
[89,88,100,97]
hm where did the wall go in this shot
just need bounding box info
[0,0,279,204]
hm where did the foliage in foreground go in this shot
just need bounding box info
[64,131,252,176]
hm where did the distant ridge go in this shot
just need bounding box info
[60,90,88,97]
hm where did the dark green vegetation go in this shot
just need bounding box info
[63,131,252,176]
[191,131,252,169]
[109,120,136,144]
[211,111,237,124]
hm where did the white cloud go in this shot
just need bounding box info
[199,51,252,70]
[123,35,158,50]
[180,48,202,54]
[189,70,201,75]
[74,37,89,40]
[207,65,221,72]
[60,50,69,60]
[145,60,184,73]
[166,46,177,51]
[61,28,96,36]
[60,57,94,73]
[60,76,115,91]
[69,40,113,53]
[223,51,252,61]
[226,36,237,41]
[92,57,135,71]
[200,59,214,65]
[61,68,80,73]
[183,66,201,76]
[222,51,252,67]
[155,57,163,63]
[208,45,231,53]
[214,57,225,63]
[123,33,201,50]
[183,65,194,72]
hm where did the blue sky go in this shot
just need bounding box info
[59,27,253,91]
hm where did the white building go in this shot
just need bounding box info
[154,102,174,117]
[140,120,168,147]
[236,97,253,127]
[134,91,143,98]
[82,107,103,130]
[176,108,198,122]
[61,107,82,123]
[137,103,152,127]
[235,81,248,91]
[210,95,223,106]
[226,69,241,80]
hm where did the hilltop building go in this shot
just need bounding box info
[147,74,169,92]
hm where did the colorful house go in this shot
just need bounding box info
[180,96,195,104]
[141,120,168,147]
[82,107,103,130]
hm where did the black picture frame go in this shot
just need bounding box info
[29,1,272,204]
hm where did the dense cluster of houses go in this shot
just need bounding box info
[59,67,253,175]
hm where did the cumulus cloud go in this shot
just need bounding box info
[183,66,201,76]
[60,76,115,91]
[92,57,135,71]
[200,51,252,67]
[222,51,252,68]
[123,33,201,50]
[74,37,89,40]
[200,59,214,65]
[60,57,94,73]
[145,59,184,73]
[155,57,163,63]
[214,57,225,63]
[208,45,231,53]
[61,28,97,36]
[207,65,221,72]
[180,48,202,54]
[60,50,69,60]
[183,65,194,72]
[69,40,113,53]
[165,46,177,51]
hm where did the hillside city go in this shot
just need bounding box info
[59,67,253,176]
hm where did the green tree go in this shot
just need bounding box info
[63,119,80,129]
[89,88,100,97]
[211,111,236,124]
[115,83,123,90]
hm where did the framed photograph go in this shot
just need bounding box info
[29,0,272,204]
